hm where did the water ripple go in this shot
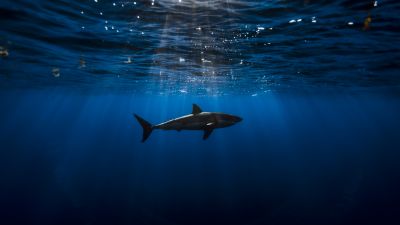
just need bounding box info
[0,0,399,94]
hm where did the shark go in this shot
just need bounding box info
[134,104,242,142]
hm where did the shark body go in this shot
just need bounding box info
[134,104,242,142]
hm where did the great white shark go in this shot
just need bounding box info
[134,104,242,142]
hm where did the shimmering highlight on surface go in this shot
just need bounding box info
[0,0,399,95]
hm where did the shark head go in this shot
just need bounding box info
[217,113,243,127]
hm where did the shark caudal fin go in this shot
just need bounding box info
[134,114,153,142]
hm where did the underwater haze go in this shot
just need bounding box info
[1,0,400,225]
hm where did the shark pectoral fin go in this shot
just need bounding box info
[192,104,202,114]
[203,128,213,140]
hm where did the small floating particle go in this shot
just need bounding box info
[374,1,378,7]
[124,57,132,64]
[0,47,9,57]
[79,57,86,68]
[348,21,354,26]
[179,57,185,62]
[201,58,211,63]
[52,68,60,77]
[297,18,302,22]
[311,16,317,23]
[363,14,372,30]
[289,19,296,23]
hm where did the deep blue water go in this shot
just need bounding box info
[1,1,400,225]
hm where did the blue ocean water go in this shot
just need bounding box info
[1,1,400,225]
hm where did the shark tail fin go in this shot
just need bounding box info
[134,114,153,142]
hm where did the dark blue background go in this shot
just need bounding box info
[1,90,400,225]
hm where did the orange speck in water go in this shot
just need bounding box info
[364,14,372,30]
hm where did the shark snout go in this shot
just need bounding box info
[235,116,243,123]
[220,114,242,125]
[228,115,242,123]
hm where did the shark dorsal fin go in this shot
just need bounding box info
[192,104,202,114]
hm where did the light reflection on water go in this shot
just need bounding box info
[0,0,399,95]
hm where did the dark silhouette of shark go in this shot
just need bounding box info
[134,104,242,142]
